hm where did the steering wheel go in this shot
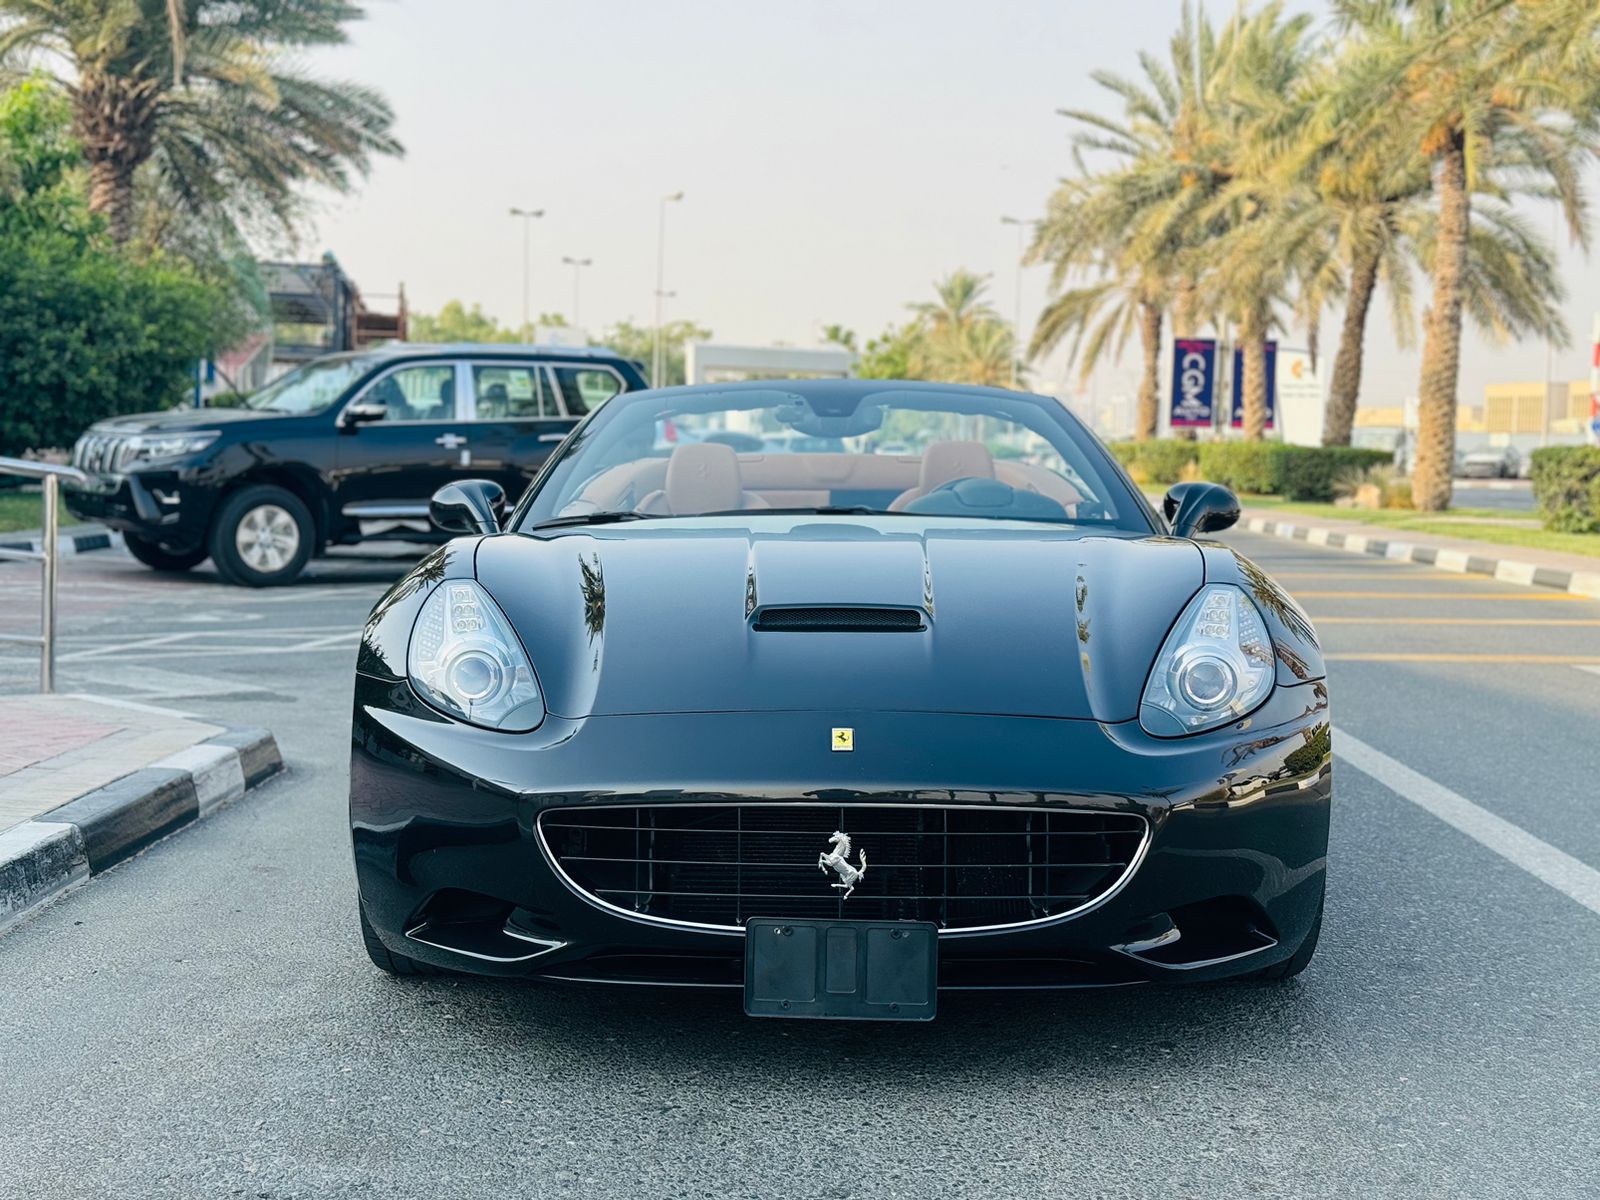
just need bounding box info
[902,477,1070,521]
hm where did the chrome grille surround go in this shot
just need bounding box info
[537,802,1151,936]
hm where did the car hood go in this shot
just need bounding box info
[475,517,1204,722]
[90,407,293,434]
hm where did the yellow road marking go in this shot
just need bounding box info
[1291,590,1587,601]
[1274,570,1467,580]
[1327,653,1600,663]
[1310,617,1600,626]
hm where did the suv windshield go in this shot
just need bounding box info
[243,355,376,415]
[516,385,1150,532]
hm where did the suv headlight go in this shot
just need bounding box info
[124,431,220,466]
[407,581,545,731]
[1139,584,1275,737]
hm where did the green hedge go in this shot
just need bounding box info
[1107,440,1199,485]
[1112,440,1389,501]
[1529,446,1600,532]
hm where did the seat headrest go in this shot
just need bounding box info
[665,443,745,514]
[920,441,995,490]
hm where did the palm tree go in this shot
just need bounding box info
[0,0,401,242]
[1184,3,1320,441]
[1028,177,1168,440]
[1046,3,1247,346]
[905,270,1018,386]
[1331,0,1600,509]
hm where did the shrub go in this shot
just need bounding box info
[1106,439,1199,486]
[1336,463,1414,510]
[1529,446,1600,533]
[1198,442,1281,494]
[1275,446,1391,502]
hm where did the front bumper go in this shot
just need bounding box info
[351,679,1331,988]
[64,471,216,550]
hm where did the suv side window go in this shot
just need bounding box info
[550,365,623,417]
[357,364,456,422]
[472,364,555,419]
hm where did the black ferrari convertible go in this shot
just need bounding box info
[350,380,1330,1020]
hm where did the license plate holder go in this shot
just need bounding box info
[743,917,937,1021]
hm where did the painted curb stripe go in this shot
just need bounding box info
[1243,517,1600,599]
[0,727,280,934]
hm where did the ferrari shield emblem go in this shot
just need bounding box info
[831,727,854,752]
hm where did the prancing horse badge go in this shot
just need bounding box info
[831,727,854,752]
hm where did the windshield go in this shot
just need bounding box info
[243,355,375,414]
[514,385,1151,533]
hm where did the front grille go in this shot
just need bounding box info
[753,606,924,632]
[539,804,1146,932]
[72,433,128,475]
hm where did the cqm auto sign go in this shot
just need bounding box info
[1169,338,1218,429]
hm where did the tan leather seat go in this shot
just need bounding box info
[888,441,996,511]
[638,443,770,515]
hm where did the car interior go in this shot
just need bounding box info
[560,440,1090,519]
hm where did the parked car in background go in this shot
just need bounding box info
[1458,445,1524,479]
[64,344,646,585]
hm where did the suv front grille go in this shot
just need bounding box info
[538,804,1147,932]
[73,433,129,475]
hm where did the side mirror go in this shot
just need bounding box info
[1163,480,1240,539]
[430,479,506,535]
[340,403,388,430]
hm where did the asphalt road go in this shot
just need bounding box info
[1451,478,1535,512]
[2,532,1597,1199]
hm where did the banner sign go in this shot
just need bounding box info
[1169,338,1218,429]
[1231,341,1277,430]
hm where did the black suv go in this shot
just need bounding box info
[65,344,646,586]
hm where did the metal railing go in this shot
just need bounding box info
[0,457,89,692]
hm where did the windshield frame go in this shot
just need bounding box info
[508,383,1160,535]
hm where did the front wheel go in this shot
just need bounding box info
[208,484,315,587]
[123,533,208,572]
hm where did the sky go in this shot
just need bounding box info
[298,0,1600,417]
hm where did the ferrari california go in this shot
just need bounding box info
[350,380,1330,1020]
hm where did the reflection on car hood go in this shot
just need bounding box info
[90,407,291,434]
[474,517,1204,722]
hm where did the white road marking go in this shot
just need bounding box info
[58,632,196,662]
[1338,731,1600,918]
[1575,665,1600,679]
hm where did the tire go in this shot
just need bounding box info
[208,484,314,587]
[1246,891,1323,982]
[124,533,208,572]
[359,902,444,977]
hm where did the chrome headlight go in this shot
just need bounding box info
[407,581,545,731]
[1139,584,1275,737]
[124,431,220,466]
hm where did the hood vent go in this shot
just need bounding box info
[753,606,925,633]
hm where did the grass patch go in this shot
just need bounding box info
[1240,496,1600,561]
[0,489,68,534]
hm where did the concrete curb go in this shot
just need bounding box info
[1241,516,1600,600]
[0,524,116,559]
[0,726,281,934]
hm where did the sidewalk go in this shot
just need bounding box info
[0,694,280,932]
[1238,506,1600,599]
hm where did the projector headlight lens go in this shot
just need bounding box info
[407,580,544,731]
[1140,585,1275,736]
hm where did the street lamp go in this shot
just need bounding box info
[509,206,545,334]
[653,191,684,387]
[562,256,593,329]
[1000,216,1029,389]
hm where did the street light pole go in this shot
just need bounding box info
[1000,216,1028,389]
[509,206,545,334]
[653,191,684,387]
[562,256,593,329]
